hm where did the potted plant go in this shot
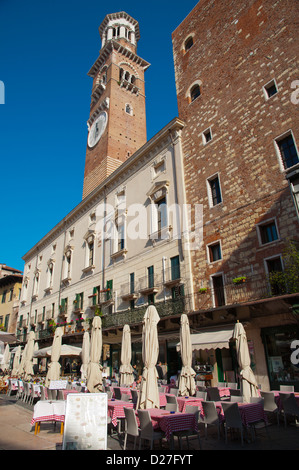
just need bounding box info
[199,287,207,294]
[232,276,247,285]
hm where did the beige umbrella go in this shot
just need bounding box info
[87,316,103,393]
[45,327,63,387]
[233,321,259,403]
[138,305,160,409]
[119,325,134,385]
[18,344,27,377]
[34,344,82,358]
[80,331,90,381]
[2,344,11,371]
[12,345,21,376]
[178,314,196,396]
[23,331,35,380]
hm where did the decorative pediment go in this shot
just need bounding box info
[147,180,170,201]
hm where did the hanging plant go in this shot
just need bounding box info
[232,276,247,285]
[199,287,207,294]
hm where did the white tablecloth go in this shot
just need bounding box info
[31,400,66,425]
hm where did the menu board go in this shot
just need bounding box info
[62,393,108,450]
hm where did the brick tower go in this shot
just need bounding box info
[83,12,150,199]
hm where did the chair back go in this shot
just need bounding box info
[230,396,243,403]
[280,385,295,392]
[222,402,242,429]
[121,393,130,402]
[114,387,122,399]
[197,386,206,392]
[201,401,218,424]
[124,407,139,436]
[279,392,298,413]
[250,397,264,406]
[166,394,178,406]
[217,382,226,387]
[137,410,153,438]
[57,390,64,400]
[40,386,46,400]
[196,380,205,387]
[196,390,207,400]
[185,405,199,414]
[165,403,177,412]
[169,388,178,396]
[131,389,139,405]
[260,391,278,412]
[207,387,221,401]
[227,382,238,390]
[229,388,241,396]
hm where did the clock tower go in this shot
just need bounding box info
[83,12,150,199]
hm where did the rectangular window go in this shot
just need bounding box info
[157,197,167,232]
[117,223,125,251]
[88,240,94,266]
[148,266,154,288]
[171,256,180,280]
[208,242,222,263]
[130,273,135,294]
[1,291,7,303]
[263,79,278,99]
[211,274,225,307]
[9,289,13,302]
[202,127,212,144]
[276,133,299,170]
[259,221,279,245]
[208,175,222,206]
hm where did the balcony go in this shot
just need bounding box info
[138,272,161,296]
[89,289,115,308]
[120,281,139,302]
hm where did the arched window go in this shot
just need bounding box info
[185,36,193,52]
[190,84,201,102]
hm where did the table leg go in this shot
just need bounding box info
[60,422,64,435]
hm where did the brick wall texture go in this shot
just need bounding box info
[172,0,299,301]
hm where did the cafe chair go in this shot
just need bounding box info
[280,385,295,392]
[222,402,244,446]
[227,382,238,390]
[196,381,205,387]
[57,390,65,400]
[230,396,243,403]
[207,387,221,401]
[23,382,30,402]
[114,387,122,400]
[197,386,207,392]
[169,388,179,396]
[121,393,131,402]
[196,390,207,400]
[123,407,140,450]
[137,409,165,450]
[250,397,264,405]
[217,382,226,387]
[173,406,202,450]
[260,391,280,426]
[40,386,46,401]
[229,388,241,397]
[279,393,299,428]
[201,401,222,440]
[29,384,40,405]
[131,389,139,406]
[166,394,178,408]
[165,403,178,412]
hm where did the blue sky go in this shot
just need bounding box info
[0,0,198,272]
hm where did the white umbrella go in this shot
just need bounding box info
[119,325,134,385]
[138,305,160,409]
[34,344,82,358]
[233,321,259,403]
[45,327,63,387]
[178,314,196,396]
[18,344,27,377]
[87,316,103,393]
[2,344,11,371]
[23,331,35,380]
[80,331,90,381]
[12,345,21,376]
[0,332,19,343]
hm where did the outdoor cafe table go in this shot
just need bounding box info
[272,391,299,409]
[30,400,66,434]
[177,396,204,413]
[143,409,198,446]
[108,399,134,427]
[216,401,268,427]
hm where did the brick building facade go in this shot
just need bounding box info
[172,0,299,389]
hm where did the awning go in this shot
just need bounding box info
[176,326,234,352]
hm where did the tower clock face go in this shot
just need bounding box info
[88,111,108,148]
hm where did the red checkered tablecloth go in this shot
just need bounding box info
[272,391,299,410]
[147,409,198,441]
[216,401,267,426]
[108,399,134,427]
[177,397,204,413]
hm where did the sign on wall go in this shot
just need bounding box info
[62,393,108,450]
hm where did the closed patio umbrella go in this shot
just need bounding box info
[138,305,160,409]
[178,314,196,397]
[12,345,21,376]
[18,344,27,377]
[80,331,90,381]
[87,316,103,393]
[2,344,11,371]
[45,327,63,387]
[233,321,259,403]
[23,331,35,380]
[119,325,134,385]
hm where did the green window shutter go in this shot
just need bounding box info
[93,286,98,306]
[106,280,113,300]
